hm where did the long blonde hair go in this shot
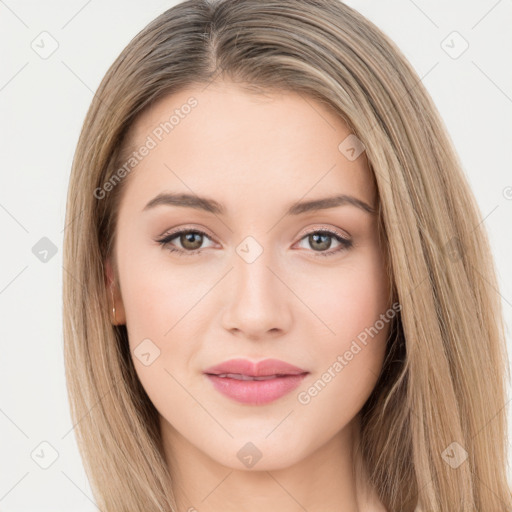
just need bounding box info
[62,0,512,510]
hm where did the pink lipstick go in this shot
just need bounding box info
[203,358,309,405]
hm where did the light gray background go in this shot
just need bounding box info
[1,1,511,510]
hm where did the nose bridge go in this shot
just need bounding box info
[234,234,281,304]
[221,234,292,336]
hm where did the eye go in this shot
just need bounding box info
[156,228,215,256]
[295,228,353,257]
[156,227,353,257]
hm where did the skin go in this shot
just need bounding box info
[106,80,391,512]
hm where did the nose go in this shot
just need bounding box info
[220,246,293,340]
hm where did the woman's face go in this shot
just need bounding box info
[108,80,392,471]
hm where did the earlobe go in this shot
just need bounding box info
[104,257,127,325]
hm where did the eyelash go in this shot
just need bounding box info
[156,227,353,258]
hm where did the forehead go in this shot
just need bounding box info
[119,81,376,214]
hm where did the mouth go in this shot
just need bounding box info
[203,358,309,405]
[207,373,300,381]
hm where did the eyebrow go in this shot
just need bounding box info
[142,192,376,216]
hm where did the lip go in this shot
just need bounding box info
[203,358,309,405]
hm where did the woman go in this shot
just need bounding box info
[62,0,512,510]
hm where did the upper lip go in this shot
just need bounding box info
[203,358,308,377]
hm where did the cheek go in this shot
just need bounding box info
[296,249,391,407]
[121,272,171,343]
[303,248,390,344]
[118,243,203,342]
[117,261,200,420]
[116,247,212,397]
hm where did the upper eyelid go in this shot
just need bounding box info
[158,225,217,243]
[159,224,350,241]
[300,225,350,240]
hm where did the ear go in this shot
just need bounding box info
[105,257,126,325]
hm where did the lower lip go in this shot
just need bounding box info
[205,373,308,405]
